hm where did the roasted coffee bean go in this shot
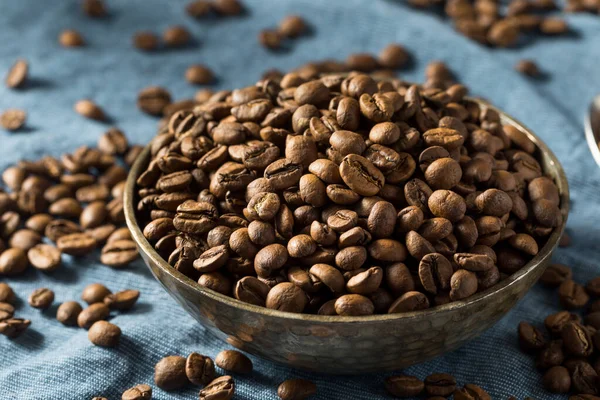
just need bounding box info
[56,301,83,326]
[234,276,270,306]
[88,320,121,347]
[82,283,112,305]
[121,384,152,400]
[537,339,565,369]
[385,375,425,398]
[258,29,282,50]
[28,287,54,309]
[186,352,215,386]
[59,29,85,47]
[9,229,42,251]
[571,362,599,395]
[57,233,97,256]
[388,291,430,313]
[104,289,140,311]
[100,240,138,267]
[278,15,307,37]
[545,311,580,336]
[562,322,594,357]
[5,59,28,89]
[335,294,374,316]
[453,384,491,400]
[540,263,572,287]
[0,302,15,321]
[266,282,306,313]
[138,87,172,116]
[519,321,547,352]
[450,269,478,300]
[77,303,110,329]
[0,283,15,304]
[74,99,105,121]
[154,355,189,390]
[419,253,453,294]
[559,280,590,309]
[424,373,457,397]
[346,266,383,295]
[277,378,316,400]
[0,318,31,338]
[215,350,253,374]
[1,109,26,131]
[199,376,235,400]
[0,248,29,275]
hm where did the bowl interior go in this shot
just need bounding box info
[124,97,570,324]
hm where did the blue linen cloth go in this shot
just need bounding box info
[0,0,599,398]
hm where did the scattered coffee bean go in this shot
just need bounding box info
[137,87,172,116]
[0,109,27,131]
[215,350,253,374]
[185,352,215,386]
[0,318,31,338]
[516,60,541,77]
[104,289,140,310]
[277,378,317,400]
[5,59,28,89]
[186,65,214,85]
[56,301,83,326]
[155,355,190,390]
[77,302,110,329]
[385,375,424,397]
[454,384,491,400]
[559,280,590,309]
[88,320,121,347]
[259,29,282,50]
[82,283,112,305]
[199,375,235,400]
[378,43,410,69]
[74,99,106,121]
[134,32,160,52]
[0,248,29,275]
[82,0,106,16]
[278,15,307,38]
[541,263,572,287]
[28,287,54,309]
[59,30,85,47]
[0,283,15,304]
[163,26,191,47]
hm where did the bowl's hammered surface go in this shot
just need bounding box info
[126,99,569,374]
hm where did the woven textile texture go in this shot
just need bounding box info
[0,0,599,398]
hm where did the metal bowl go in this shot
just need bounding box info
[124,98,569,374]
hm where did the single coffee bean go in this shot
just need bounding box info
[88,320,121,347]
[559,280,590,309]
[56,301,83,326]
[101,240,138,268]
[571,362,599,395]
[186,352,215,386]
[154,355,190,390]
[215,350,253,374]
[536,340,565,369]
[0,283,15,304]
[518,321,547,352]
[133,31,159,51]
[545,311,579,336]
[199,375,235,400]
[450,269,478,301]
[424,373,457,397]
[234,276,270,306]
[541,263,572,287]
[74,99,105,121]
[28,288,54,309]
[385,375,425,398]
[121,384,152,400]
[77,303,110,329]
[186,64,214,85]
[0,302,15,321]
[453,383,491,400]
[388,291,430,313]
[277,378,317,400]
[138,87,172,116]
[0,109,27,131]
[5,59,28,89]
[82,283,112,305]
[266,282,307,313]
[9,229,42,251]
[0,318,31,338]
[163,25,191,47]
[104,289,140,311]
[59,29,85,47]
[258,29,282,50]
[562,322,593,357]
[419,253,453,294]
[334,294,375,316]
[0,248,29,275]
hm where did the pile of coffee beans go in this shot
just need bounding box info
[385,372,491,399]
[259,15,308,50]
[518,263,600,397]
[0,282,30,338]
[135,63,562,316]
[406,0,582,48]
[0,128,140,280]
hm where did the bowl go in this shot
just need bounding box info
[124,98,569,374]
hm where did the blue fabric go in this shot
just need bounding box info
[0,0,599,398]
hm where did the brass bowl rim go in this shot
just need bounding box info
[124,97,570,324]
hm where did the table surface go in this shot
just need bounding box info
[0,0,599,398]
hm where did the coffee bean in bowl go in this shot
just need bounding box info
[124,67,568,373]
